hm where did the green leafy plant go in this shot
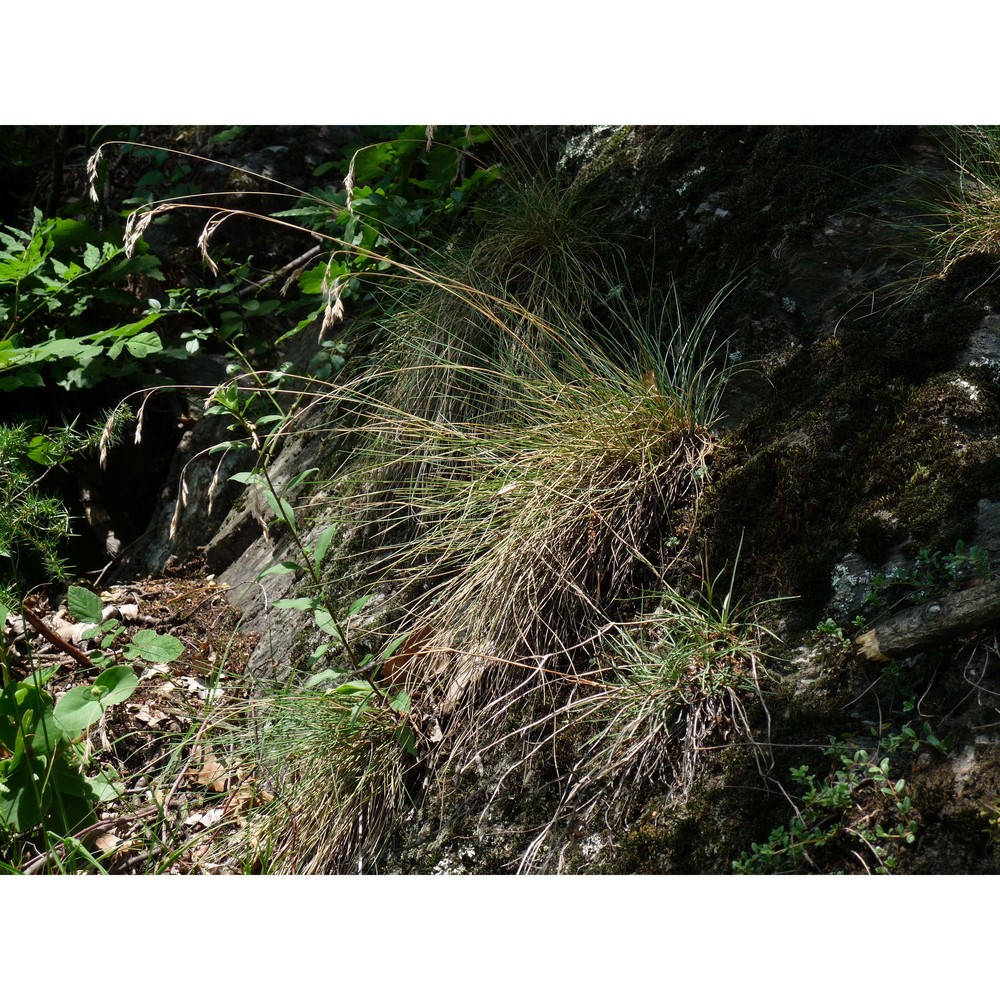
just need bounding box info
[0,409,131,604]
[0,210,169,391]
[292,125,497,262]
[93,127,501,351]
[733,723,944,874]
[66,583,184,670]
[865,540,990,615]
[0,585,184,868]
[813,617,852,650]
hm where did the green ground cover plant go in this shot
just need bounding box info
[865,540,990,616]
[0,210,168,392]
[0,584,183,870]
[0,410,131,604]
[732,723,946,874]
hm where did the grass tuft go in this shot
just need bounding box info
[512,555,778,870]
[218,684,413,874]
[889,126,1000,293]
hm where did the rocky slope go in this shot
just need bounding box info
[124,126,1000,873]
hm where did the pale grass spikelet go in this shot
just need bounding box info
[168,474,191,540]
[425,125,436,153]
[86,148,103,204]
[98,411,116,469]
[344,153,357,211]
[168,486,184,540]
[123,208,162,259]
[198,213,229,277]
[207,460,223,517]
[134,391,150,446]
[321,293,346,338]
[319,260,346,336]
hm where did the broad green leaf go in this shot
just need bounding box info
[0,372,45,391]
[273,596,318,611]
[258,561,305,581]
[84,768,125,804]
[346,593,374,617]
[298,260,349,295]
[396,724,418,757]
[54,687,106,736]
[286,467,319,493]
[303,667,344,690]
[0,760,48,832]
[85,664,137,703]
[31,337,101,361]
[126,630,183,664]
[332,680,374,697]
[19,664,59,688]
[48,755,93,799]
[207,440,248,455]
[304,645,333,670]
[92,314,159,341]
[229,470,262,486]
[312,523,339,571]
[31,708,71,755]
[83,243,101,270]
[67,584,104,624]
[262,491,296,530]
[123,330,163,359]
[390,689,411,714]
[313,607,342,636]
[107,330,162,360]
[211,126,246,144]
[382,634,407,659]
[54,665,138,736]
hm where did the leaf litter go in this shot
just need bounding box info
[2,564,263,873]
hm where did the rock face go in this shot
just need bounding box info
[127,127,1000,873]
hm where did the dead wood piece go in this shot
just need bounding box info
[856,579,1000,662]
[21,605,96,671]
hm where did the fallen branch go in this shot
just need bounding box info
[21,604,96,672]
[856,579,1000,662]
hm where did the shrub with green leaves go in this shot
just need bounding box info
[865,540,990,616]
[0,585,183,867]
[0,424,71,605]
[0,209,170,391]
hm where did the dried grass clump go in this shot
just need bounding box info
[234,687,412,874]
[316,275,741,731]
[511,567,777,871]
[889,126,1000,292]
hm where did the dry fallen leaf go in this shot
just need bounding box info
[179,676,214,700]
[93,832,121,854]
[192,747,228,793]
[139,663,170,681]
[133,705,168,727]
[184,806,225,828]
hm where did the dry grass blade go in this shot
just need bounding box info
[512,570,779,871]
[207,687,413,874]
